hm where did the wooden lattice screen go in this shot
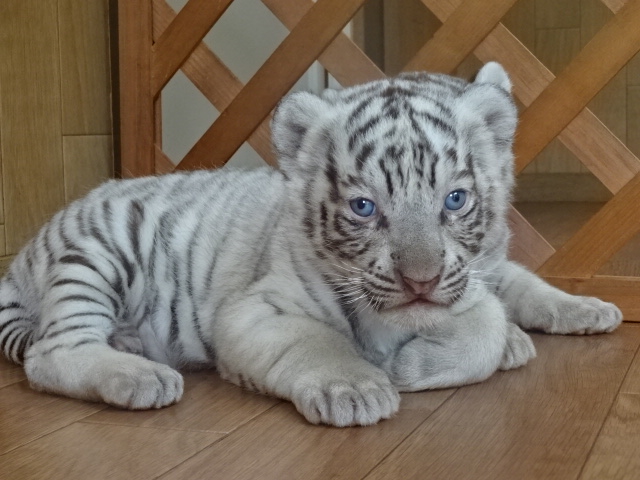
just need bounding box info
[117,0,640,320]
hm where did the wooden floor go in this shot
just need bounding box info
[0,324,639,479]
[2,201,640,479]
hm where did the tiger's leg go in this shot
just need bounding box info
[25,341,183,409]
[214,297,400,427]
[382,291,535,392]
[109,321,144,355]
[24,267,183,409]
[497,261,622,334]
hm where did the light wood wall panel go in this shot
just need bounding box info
[0,226,5,257]
[629,86,640,160]
[0,81,4,228]
[59,0,113,135]
[0,0,66,254]
[536,0,581,28]
[501,0,535,52]
[628,53,640,86]
[63,136,114,203]
[0,0,114,262]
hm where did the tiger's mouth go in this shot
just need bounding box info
[386,296,440,311]
[406,298,436,307]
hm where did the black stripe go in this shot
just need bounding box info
[0,302,22,311]
[379,158,394,197]
[76,205,89,237]
[52,278,120,313]
[56,294,107,308]
[0,316,30,335]
[372,272,395,284]
[128,200,145,266]
[58,208,80,252]
[376,214,390,230]
[348,116,382,152]
[16,332,32,363]
[70,339,101,349]
[346,97,373,126]
[6,329,23,358]
[42,221,55,270]
[59,254,100,274]
[441,274,468,292]
[429,150,440,189]
[115,246,136,289]
[1,326,21,352]
[45,324,95,340]
[57,311,114,322]
[325,161,341,204]
[355,142,374,171]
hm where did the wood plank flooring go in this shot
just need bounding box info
[1,325,639,479]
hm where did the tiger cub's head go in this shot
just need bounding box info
[272,62,517,328]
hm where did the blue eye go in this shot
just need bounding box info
[444,190,467,211]
[350,198,376,217]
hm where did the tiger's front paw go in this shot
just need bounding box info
[292,367,400,427]
[546,296,622,335]
[94,355,184,409]
[500,323,536,371]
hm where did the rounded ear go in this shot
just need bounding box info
[271,91,332,174]
[459,63,517,150]
[473,61,512,92]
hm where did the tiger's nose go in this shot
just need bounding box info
[402,274,441,296]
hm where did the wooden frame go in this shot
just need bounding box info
[116,0,640,320]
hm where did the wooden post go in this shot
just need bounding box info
[117,0,155,177]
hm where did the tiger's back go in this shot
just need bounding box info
[0,167,285,368]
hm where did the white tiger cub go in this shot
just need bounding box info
[0,63,622,426]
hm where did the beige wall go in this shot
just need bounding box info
[0,0,113,261]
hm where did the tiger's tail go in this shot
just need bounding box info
[0,273,36,365]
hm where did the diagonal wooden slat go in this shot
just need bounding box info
[153,0,275,165]
[176,0,366,171]
[544,275,640,320]
[261,0,385,86]
[155,145,175,174]
[151,0,233,97]
[539,173,640,278]
[560,116,639,193]
[513,0,640,173]
[404,0,519,73]
[421,0,640,194]
[508,206,556,271]
[474,23,640,193]
[601,0,627,13]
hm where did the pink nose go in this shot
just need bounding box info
[402,275,441,296]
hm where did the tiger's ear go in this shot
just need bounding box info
[271,91,332,175]
[474,61,512,92]
[458,62,518,151]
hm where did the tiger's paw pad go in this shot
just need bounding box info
[500,323,536,371]
[552,296,622,335]
[293,371,400,427]
[97,358,184,409]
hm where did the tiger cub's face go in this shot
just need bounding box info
[273,63,517,327]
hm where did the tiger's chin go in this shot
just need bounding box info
[377,300,454,331]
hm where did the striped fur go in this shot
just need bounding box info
[0,63,622,426]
